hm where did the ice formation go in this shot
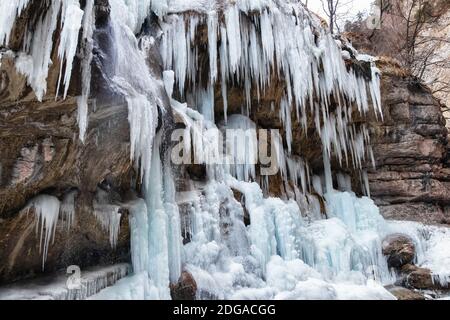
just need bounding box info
[56,1,84,100]
[23,192,82,269]
[60,190,77,231]
[0,264,130,300]
[25,195,61,269]
[102,69,448,299]
[93,189,122,249]
[3,0,450,301]
[2,0,95,140]
[107,0,162,188]
[0,0,31,46]
[77,0,96,142]
[118,133,183,299]
[160,0,380,175]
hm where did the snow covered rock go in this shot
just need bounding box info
[382,234,416,269]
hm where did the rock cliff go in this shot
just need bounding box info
[0,0,448,291]
[360,59,450,225]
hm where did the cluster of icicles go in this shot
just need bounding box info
[23,192,76,269]
[0,0,380,193]
[0,0,95,141]
[2,0,449,299]
[159,0,382,178]
[24,189,122,269]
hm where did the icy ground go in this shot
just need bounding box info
[0,264,130,300]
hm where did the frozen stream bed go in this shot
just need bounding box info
[0,264,130,300]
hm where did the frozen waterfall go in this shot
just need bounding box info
[1,0,449,300]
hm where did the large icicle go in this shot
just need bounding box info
[109,0,160,188]
[77,0,96,142]
[14,0,62,101]
[25,195,61,269]
[128,199,150,274]
[122,133,183,300]
[93,189,122,249]
[56,1,84,100]
[60,190,77,231]
[0,0,31,45]
[222,115,258,182]
[144,133,178,299]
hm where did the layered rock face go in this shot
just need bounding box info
[366,61,450,225]
[0,1,136,284]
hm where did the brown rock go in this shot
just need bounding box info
[170,271,198,300]
[389,103,410,123]
[411,105,445,125]
[379,203,448,225]
[400,264,449,290]
[370,177,450,204]
[386,285,425,300]
[366,73,449,226]
[402,265,435,290]
[382,234,416,269]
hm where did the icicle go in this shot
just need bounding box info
[336,173,352,192]
[14,0,62,101]
[128,199,150,274]
[219,26,229,122]
[60,190,77,231]
[286,155,307,193]
[207,11,218,84]
[279,96,292,153]
[92,188,123,250]
[25,195,61,269]
[0,0,31,46]
[322,150,333,195]
[127,95,157,187]
[195,85,215,122]
[108,0,159,189]
[56,1,84,100]
[144,132,171,299]
[163,165,183,284]
[224,115,258,182]
[163,70,175,98]
[362,170,371,198]
[77,0,96,142]
[93,190,122,249]
[312,175,324,197]
[172,15,188,95]
[224,5,241,74]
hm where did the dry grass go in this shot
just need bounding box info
[376,56,411,78]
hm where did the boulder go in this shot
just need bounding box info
[382,234,416,269]
[401,264,435,290]
[385,285,425,300]
[401,264,449,291]
[170,271,198,300]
